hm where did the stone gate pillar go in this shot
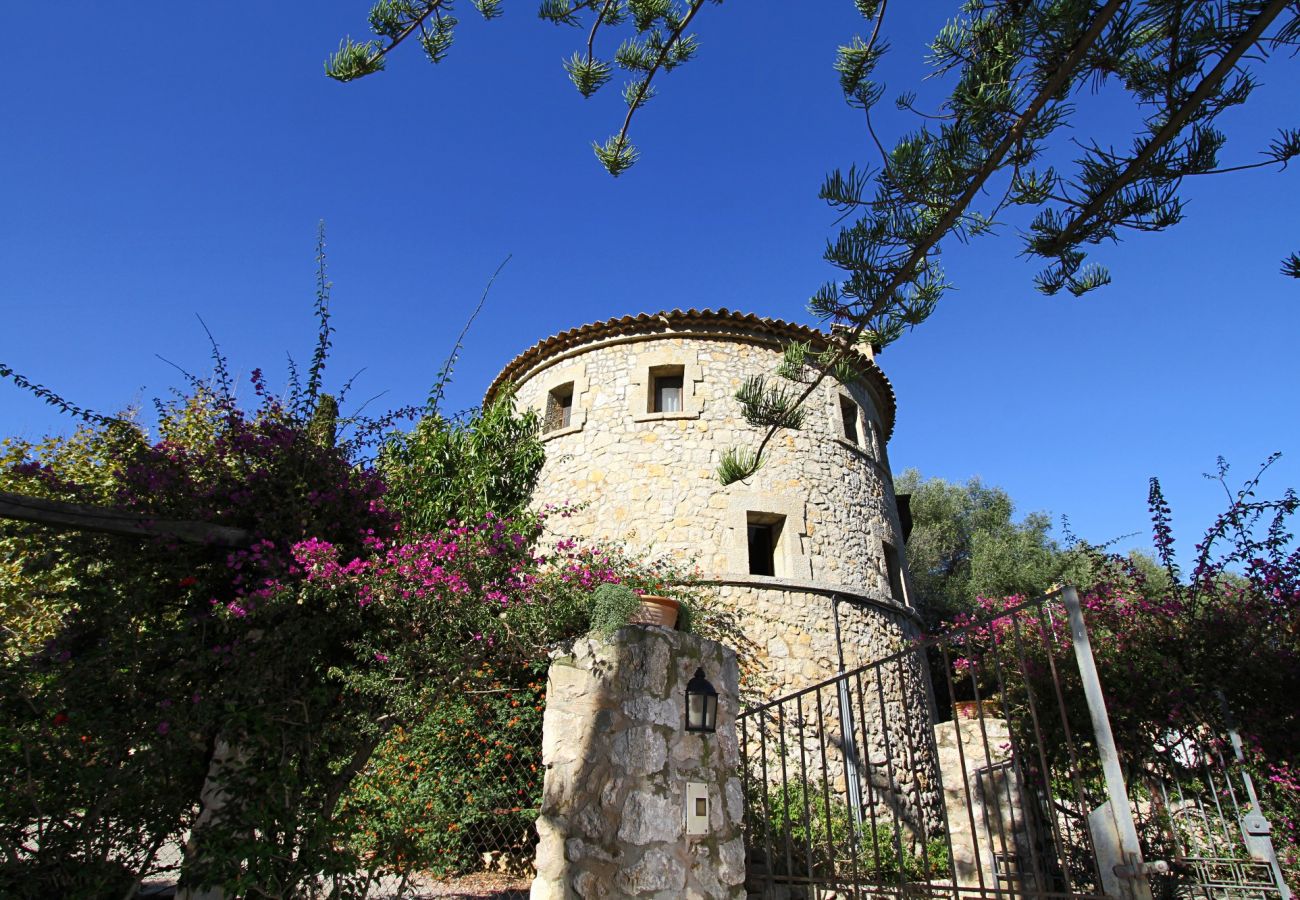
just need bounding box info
[530,627,746,899]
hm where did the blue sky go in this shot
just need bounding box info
[1,2,1297,564]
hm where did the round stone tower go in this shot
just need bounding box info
[486,308,920,696]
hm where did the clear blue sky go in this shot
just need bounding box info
[2,2,1296,564]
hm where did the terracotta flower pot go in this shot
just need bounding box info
[953,697,1002,720]
[629,594,680,629]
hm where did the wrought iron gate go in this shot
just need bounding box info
[737,587,1293,900]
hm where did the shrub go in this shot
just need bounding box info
[948,458,1299,886]
[589,582,643,636]
[749,780,948,883]
[343,663,546,876]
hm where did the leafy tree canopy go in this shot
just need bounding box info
[895,467,1178,624]
[896,468,1077,623]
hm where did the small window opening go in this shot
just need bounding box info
[546,383,574,432]
[884,541,905,603]
[747,512,784,577]
[651,367,684,413]
[840,396,860,445]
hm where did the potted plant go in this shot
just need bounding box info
[589,583,685,634]
[632,593,681,629]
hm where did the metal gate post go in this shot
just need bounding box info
[832,596,866,828]
[1222,696,1295,900]
[1062,586,1155,900]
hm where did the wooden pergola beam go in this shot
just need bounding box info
[0,490,251,548]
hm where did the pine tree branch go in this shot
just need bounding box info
[1195,157,1292,176]
[1039,0,1291,257]
[356,1,449,74]
[870,0,1125,317]
[610,0,708,155]
[740,0,1126,476]
[587,0,616,62]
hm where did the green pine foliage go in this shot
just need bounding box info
[326,1,1300,479]
[717,446,763,485]
[734,375,805,431]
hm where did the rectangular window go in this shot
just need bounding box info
[840,396,860,445]
[884,541,905,603]
[546,383,574,432]
[747,512,784,576]
[652,368,684,413]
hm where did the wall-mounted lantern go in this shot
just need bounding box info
[685,668,718,734]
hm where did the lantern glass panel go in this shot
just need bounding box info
[688,693,706,730]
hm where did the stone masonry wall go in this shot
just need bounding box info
[531,627,746,899]
[508,322,917,699]
[935,716,1041,892]
[500,314,947,868]
[514,333,902,593]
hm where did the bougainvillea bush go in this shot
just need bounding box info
[0,344,713,898]
[0,379,397,898]
[336,536,731,880]
[945,458,1298,884]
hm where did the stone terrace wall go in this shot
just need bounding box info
[706,581,915,695]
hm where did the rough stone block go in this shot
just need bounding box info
[617,789,680,845]
[615,846,686,894]
[612,726,667,776]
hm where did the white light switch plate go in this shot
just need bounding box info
[686,781,709,835]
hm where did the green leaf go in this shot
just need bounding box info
[614,36,655,72]
[538,0,580,26]
[622,78,656,108]
[735,375,805,430]
[367,0,409,39]
[628,0,671,32]
[419,14,458,64]
[775,342,810,382]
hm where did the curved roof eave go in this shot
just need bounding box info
[484,308,898,441]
